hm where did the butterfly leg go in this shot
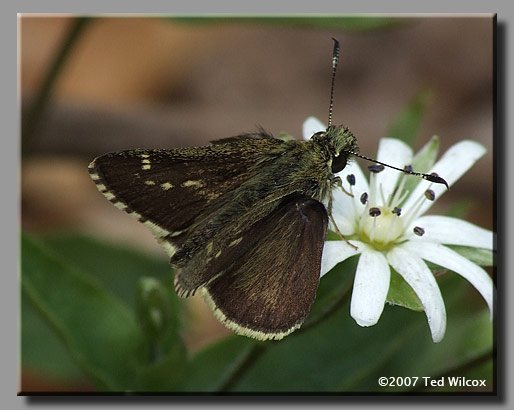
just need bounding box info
[328,177,358,251]
[331,176,353,197]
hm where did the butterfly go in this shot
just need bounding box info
[88,40,447,340]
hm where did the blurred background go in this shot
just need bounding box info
[20,15,494,392]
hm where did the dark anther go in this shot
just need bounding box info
[393,207,402,216]
[360,192,368,205]
[424,189,435,201]
[413,226,425,236]
[368,164,385,173]
[346,174,356,186]
[369,207,381,217]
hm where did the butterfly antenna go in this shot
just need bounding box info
[348,151,450,190]
[328,38,340,128]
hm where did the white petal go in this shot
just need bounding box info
[374,139,413,206]
[402,140,487,219]
[302,116,326,141]
[387,246,447,342]
[402,241,494,318]
[350,249,390,327]
[320,240,362,277]
[404,215,493,249]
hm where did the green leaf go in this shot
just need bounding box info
[446,200,473,219]
[411,134,440,173]
[447,245,494,267]
[135,340,188,391]
[38,233,173,311]
[386,268,424,312]
[169,16,405,32]
[22,233,191,391]
[386,88,432,146]
[22,294,86,384]
[178,336,257,392]
[21,233,145,391]
[325,230,341,241]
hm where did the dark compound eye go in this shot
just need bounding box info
[331,154,347,173]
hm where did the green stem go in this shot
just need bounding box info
[22,17,91,155]
[216,342,268,392]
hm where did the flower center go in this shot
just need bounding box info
[345,168,434,251]
[358,205,404,249]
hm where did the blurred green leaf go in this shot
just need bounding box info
[411,134,439,173]
[446,200,473,219]
[178,336,257,391]
[22,294,86,383]
[325,230,341,241]
[447,245,494,267]
[22,233,190,392]
[39,233,172,311]
[136,339,188,391]
[21,233,145,391]
[386,88,432,146]
[386,269,423,312]
[169,16,405,31]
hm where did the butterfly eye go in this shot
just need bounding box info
[331,154,347,173]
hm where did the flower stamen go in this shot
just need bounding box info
[413,226,425,236]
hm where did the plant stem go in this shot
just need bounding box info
[22,17,91,155]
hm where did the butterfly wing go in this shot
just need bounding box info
[88,137,284,256]
[197,194,328,340]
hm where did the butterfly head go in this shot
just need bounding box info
[312,125,359,174]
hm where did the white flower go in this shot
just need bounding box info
[303,116,494,343]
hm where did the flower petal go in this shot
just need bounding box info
[402,140,487,219]
[350,249,390,327]
[401,241,494,318]
[387,246,447,342]
[403,215,493,249]
[320,240,362,277]
[374,138,413,206]
[302,116,326,141]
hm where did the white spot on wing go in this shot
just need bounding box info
[181,180,204,188]
[113,202,128,211]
